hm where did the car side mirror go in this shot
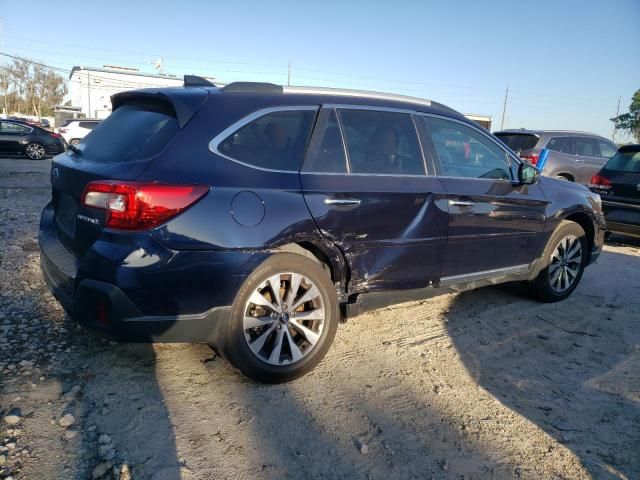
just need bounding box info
[518,162,537,185]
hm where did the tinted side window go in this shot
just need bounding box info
[424,117,511,180]
[595,139,616,158]
[546,137,572,154]
[218,110,316,171]
[338,109,424,175]
[303,109,347,173]
[574,137,596,157]
[79,121,99,130]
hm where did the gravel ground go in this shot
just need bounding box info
[1,157,639,480]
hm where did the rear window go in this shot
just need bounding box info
[494,133,539,152]
[79,121,99,130]
[217,109,316,171]
[79,103,179,163]
[604,150,640,173]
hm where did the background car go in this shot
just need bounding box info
[590,144,640,238]
[494,129,618,185]
[0,120,66,159]
[57,119,101,145]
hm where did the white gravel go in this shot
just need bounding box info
[1,157,639,479]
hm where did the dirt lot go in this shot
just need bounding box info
[1,157,639,480]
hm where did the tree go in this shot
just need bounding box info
[611,89,640,142]
[1,57,67,117]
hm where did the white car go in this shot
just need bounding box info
[57,119,100,145]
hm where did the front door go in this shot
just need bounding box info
[300,107,449,293]
[418,115,548,278]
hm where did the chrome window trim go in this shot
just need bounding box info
[439,263,530,286]
[416,112,520,181]
[208,105,319,173]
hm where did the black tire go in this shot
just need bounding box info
[25,142,46,160]
[222,253,339,383]
[529,220,588,302]
[70,139,81,146]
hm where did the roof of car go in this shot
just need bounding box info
[210,81,465,120]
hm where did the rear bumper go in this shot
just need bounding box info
[38,203,266,343]
[606,221,640,238]
[41,259,230,342]
[602,200,640,238]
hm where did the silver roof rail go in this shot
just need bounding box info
[282,85,431,107]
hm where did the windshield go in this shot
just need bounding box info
[604,149,640,173]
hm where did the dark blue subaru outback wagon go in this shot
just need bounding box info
[39,78,605,382]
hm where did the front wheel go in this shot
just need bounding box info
[529,220,588,302]
[223,253,339,383]
[25,142,46,160]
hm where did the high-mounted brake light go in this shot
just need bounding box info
[81,181,209,230]
[589,174,612,190]
[520,153,539,166]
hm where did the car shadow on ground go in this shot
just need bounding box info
[446,247,640,479]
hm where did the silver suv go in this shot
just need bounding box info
[494,129,618,185]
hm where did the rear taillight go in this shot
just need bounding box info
[81,181,209,230]
[589,174,612,190]
[50,132,62,139]
[520,154,539,166]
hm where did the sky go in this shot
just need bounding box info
[1,0,639,140]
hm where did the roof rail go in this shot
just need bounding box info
[222,82,283,94]
[184,75,215,87]
[282,85,432,106]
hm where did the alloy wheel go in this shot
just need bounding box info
[243,272,325,366]
[549,234,582,293]
[26,143,45,160]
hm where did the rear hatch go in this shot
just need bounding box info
[50,88,208,257]
[593,146,640,225]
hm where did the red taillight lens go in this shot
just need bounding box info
[50,132,62,139]
[81,181,209,230]
[589,174,612,190]
[520,154,539,166]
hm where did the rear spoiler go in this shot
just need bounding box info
[111,88,208,129]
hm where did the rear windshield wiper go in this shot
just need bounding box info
[67,144,81,155]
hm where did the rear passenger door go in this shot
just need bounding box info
[418,115,548,279]
[574,136,606,185]
[300,107,449,293]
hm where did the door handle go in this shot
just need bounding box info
[448,200,474,207]
[324,198,361,207]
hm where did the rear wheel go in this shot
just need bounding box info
[223,253,339,383]
[69,138,81,146]
[25,142,46,160]
[529,221,587,302]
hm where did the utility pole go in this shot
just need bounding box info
[287,60,291,86]
[87,70,91,118]
[1,18,8,116]
[500,85,509,130]
[612,96,621,142]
